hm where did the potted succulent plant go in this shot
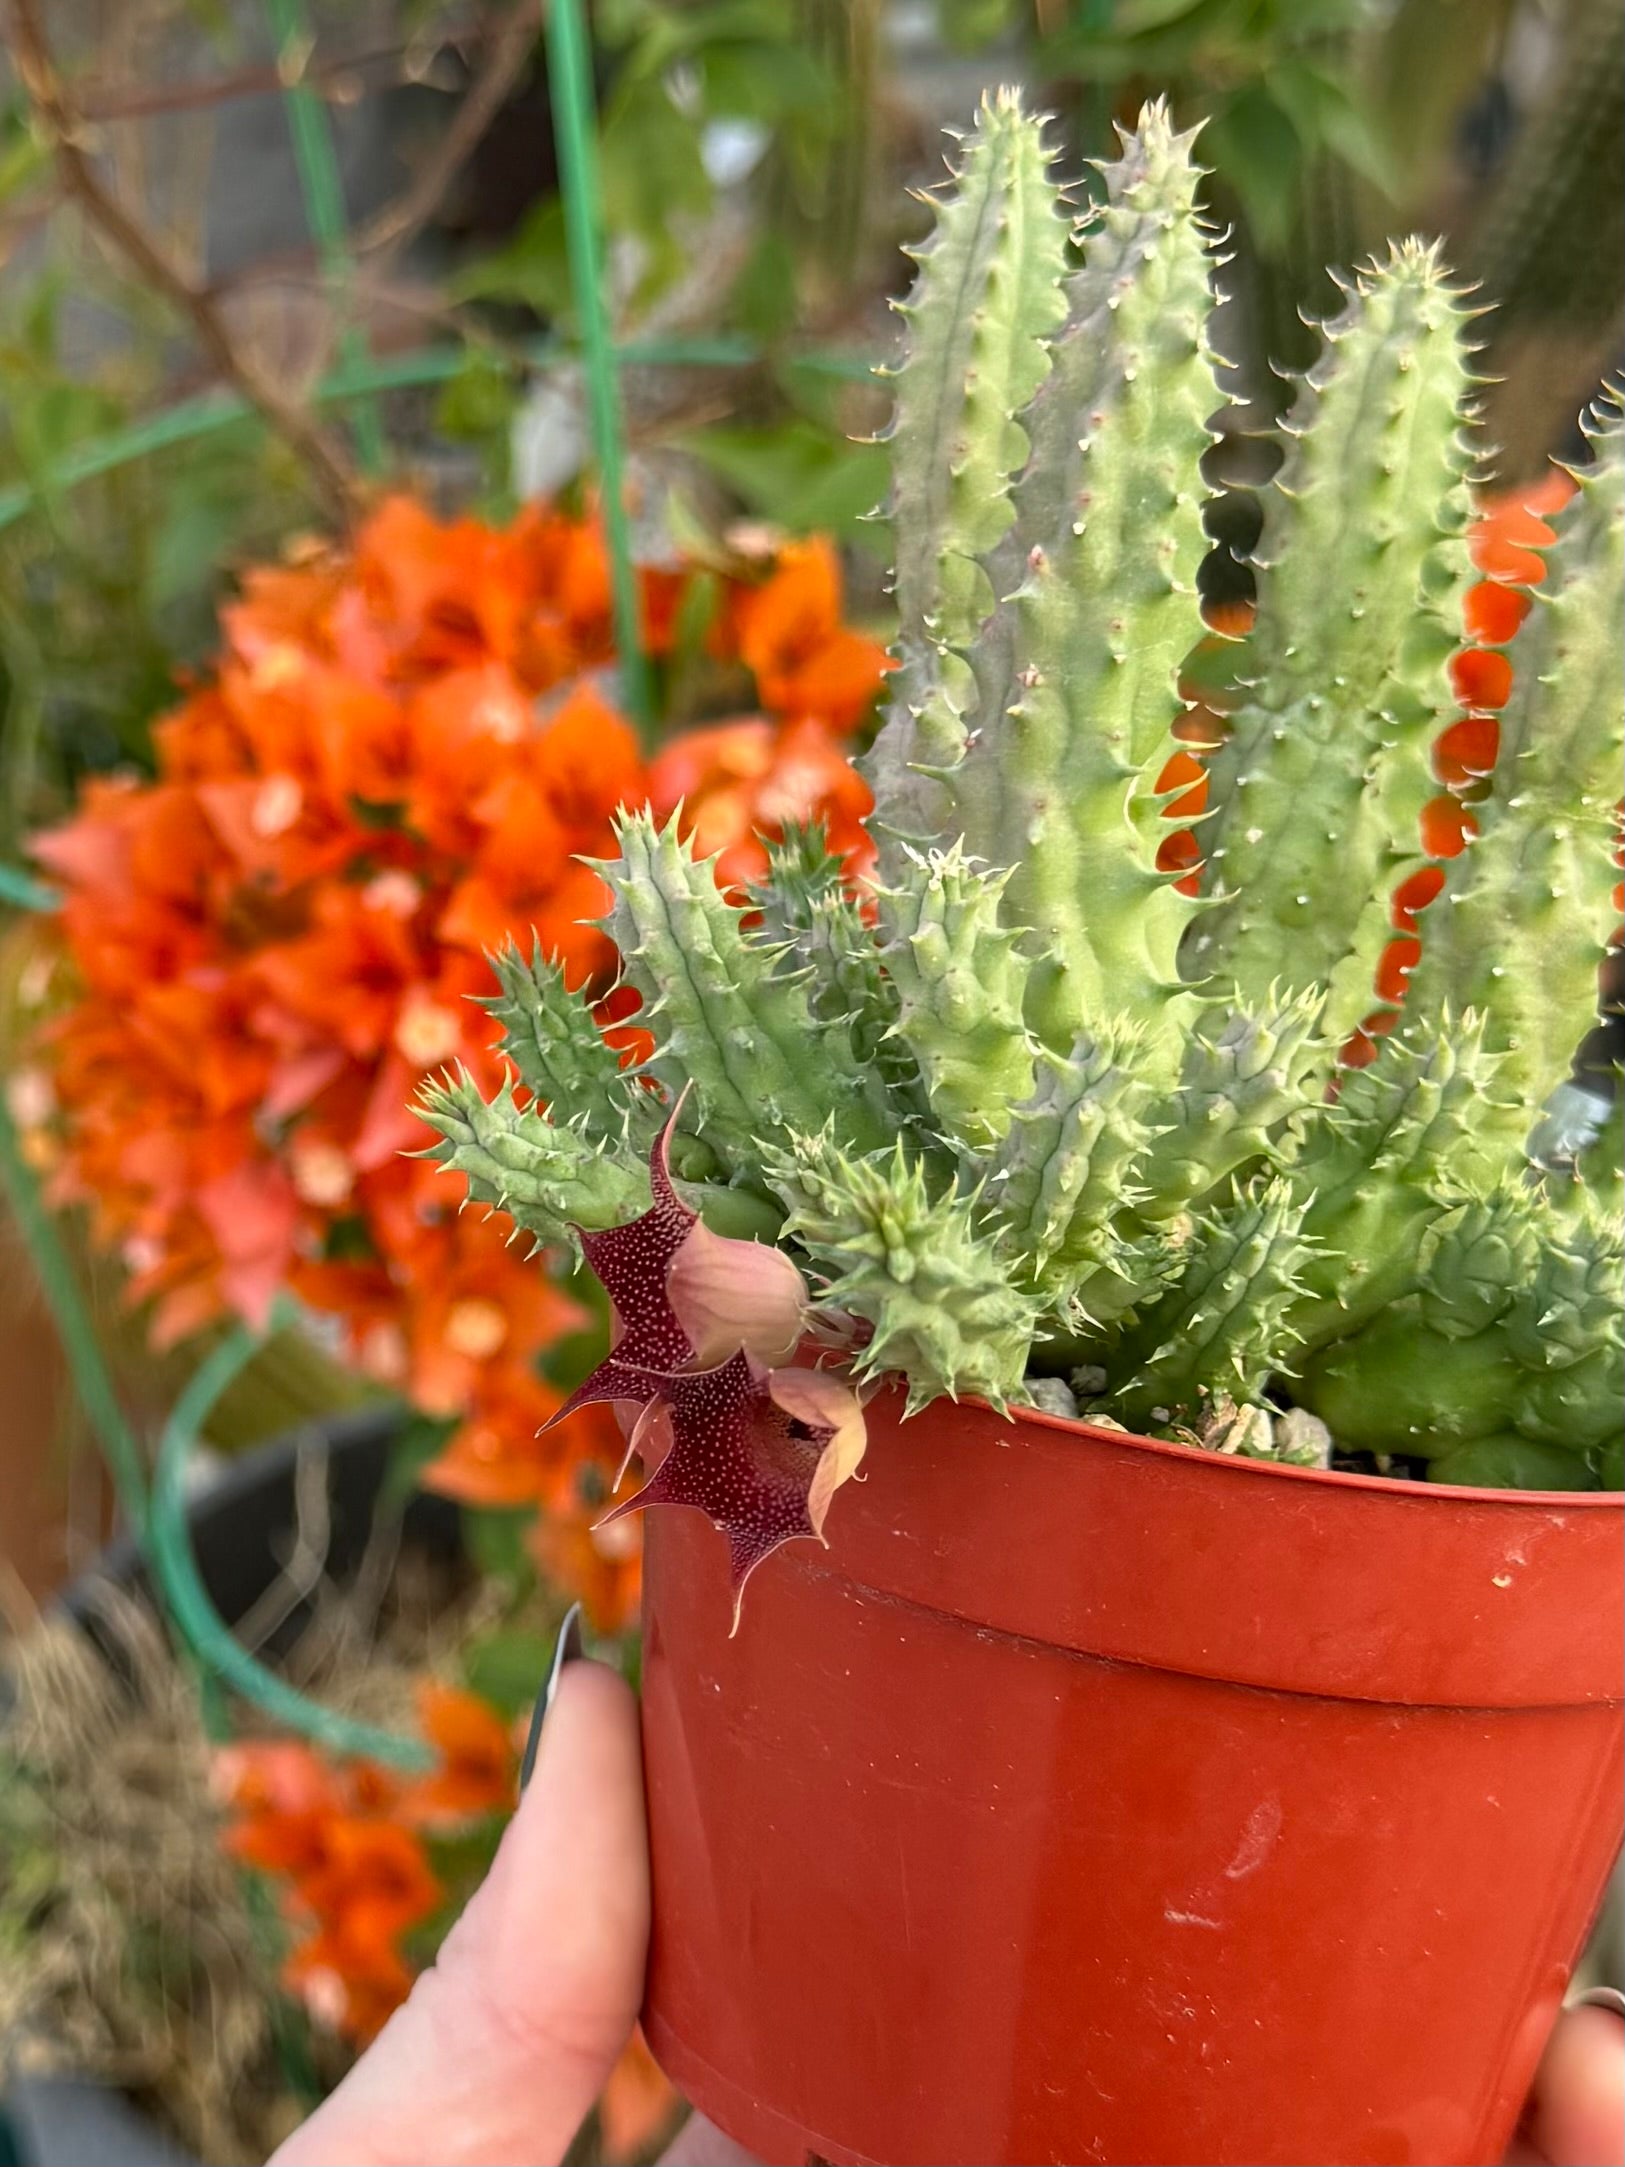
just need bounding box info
[419,96,1624,2167]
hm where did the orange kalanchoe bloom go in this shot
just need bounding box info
[30,499,888,1625]
[1152,595,1256,898]
[215,1737,437,2044]
[398,1682,519,1827]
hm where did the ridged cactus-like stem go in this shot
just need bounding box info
[1132,992,1324,1220]
[984,1022,1153,1291]
[415,1069,647,1245]
[416,1068,785,1249]
[765,1130,1041,1412]
[483,940,659,1147]
[1112,1180,1316,1427]
[1297,1184,1623,1476]
[600,811,896,1170]
[869,89,1068,856]
[1281,1013,1523,1347]
[750,828,927,1121]
[877,843,1035,1146]
[1402,399,1625,1117]
[947,106,1222,1062]
[1189,244,1475,1045]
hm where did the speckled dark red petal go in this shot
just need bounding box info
[544,1107,696,1432]
[575,1108,696,1366]
[600,1349,836,1610]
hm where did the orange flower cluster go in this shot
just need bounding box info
[649,537,883,888]
[27,502,888,1626]
[214,1684,515,2043]
[214,1687,678,2154]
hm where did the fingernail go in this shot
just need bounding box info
[1577,1986,1625,2021]
[520,1601,585,1792]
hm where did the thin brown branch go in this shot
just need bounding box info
[6,0,358,525]
[75,29,479,125]
[354,0,545,266]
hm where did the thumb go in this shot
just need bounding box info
[1510,2000,1625,2167]
[272,1659,649,2167]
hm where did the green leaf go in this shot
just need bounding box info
[0,112,49,201]
[938,0,1024,50]
[700,42,833,125]
[462,1628,561,1718]
[452,202,573,319]
[462,1505,539,1590]
[679,417,888,538]
[1268,59,1395,198]
[1202,82,1305,256]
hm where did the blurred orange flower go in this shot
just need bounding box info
[399,1683,519,1827]
[216,1735,440,2044]
[649,715,875,892]
[30,498,887,1625]
[723,538,892,731]
[214,1697,678,2149]
[600,2028,681,2162]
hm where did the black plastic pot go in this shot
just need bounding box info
[57,1403,459,1641]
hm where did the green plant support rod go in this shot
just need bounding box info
[264,0,387,476]
[544,0,654,738]
[0,1077,427,1769]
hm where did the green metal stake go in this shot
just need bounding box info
[544,0,654,739]
[265,0,388,476]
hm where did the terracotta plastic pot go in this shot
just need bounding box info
[639,1390,1624,2167]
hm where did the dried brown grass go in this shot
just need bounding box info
[0,1519,496,2164]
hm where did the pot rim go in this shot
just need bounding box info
[937,1392,1624,1508]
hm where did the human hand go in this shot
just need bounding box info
[270,1647,1623,2167]
[268,1652,650,2167]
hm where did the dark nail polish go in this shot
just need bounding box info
[520,1601,585,1791]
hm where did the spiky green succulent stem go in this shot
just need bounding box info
[1403,400,1625,1115]
[416,1069,783,1251]
[876,842,1035,1146]
[483,940,660,1148]
[765,1130,1041,1412]
[1111,1181,1316,1427]
[1189,244,1475,1044]
[870,88,1068,854]
[601,810,895,1174]
[869,103,1223,1066]
[418,101,1622,1494]
[984,1021,1154,1290]
[1296,1182,1624,1461]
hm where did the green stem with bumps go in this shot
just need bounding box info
[1190,244,1475,1046]
[1404,401,1625,1116]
